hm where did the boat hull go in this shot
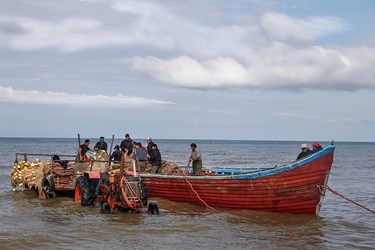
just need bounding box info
[140,146,335,214]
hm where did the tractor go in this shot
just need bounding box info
[97,152,159,214]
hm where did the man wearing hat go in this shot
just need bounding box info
[312,142,323,153]
[146,137,154,154]
[94,136,108,153]
[296,143,312,160]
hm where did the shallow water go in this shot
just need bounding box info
[0,138,374,249]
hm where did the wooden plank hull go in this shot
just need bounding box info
[140,146,335,214]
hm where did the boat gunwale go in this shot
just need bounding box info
[139,145,335,180]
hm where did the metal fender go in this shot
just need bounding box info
[84,171,101,179]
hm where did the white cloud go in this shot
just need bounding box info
[124,44,375,90]
[260,12,348,42]
[124,55,248,88]
[0,3,351,59]
[1,1,373,92]
[0,85,174,107]
[0,3,253,57]
[271,112,294,117]
[271,112,320,119]
[0,17,141,53]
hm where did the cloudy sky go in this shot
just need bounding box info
[0,0,374,141]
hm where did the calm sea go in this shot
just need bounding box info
[0,138,374,249]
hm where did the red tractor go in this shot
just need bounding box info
[75,152,159,214]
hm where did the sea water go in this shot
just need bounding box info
[0,138,374,249]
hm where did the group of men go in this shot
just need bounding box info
[296,142,323,160]
[78,134,174,174]
[80,135,322,175]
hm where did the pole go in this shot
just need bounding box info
[109,134,115,156]
[77,133,81,161]
[119,152,125,177]
[132,160,136,176]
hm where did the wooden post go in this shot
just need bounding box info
[119,151,125,177]
[109,134,115,156]
[77,133,81,161]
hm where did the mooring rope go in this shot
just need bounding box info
[319,185,375,214]
[183,163,217,212]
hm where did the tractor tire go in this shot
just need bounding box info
[147,201,159,215]
[41,176,56,199]
[75,176,95,207]
[100,202,111,214]
[140,177,148,206]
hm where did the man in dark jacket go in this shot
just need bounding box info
[94,136,108,153]
[109,145,122,162]
[311,142,323,153]
[146,137,154,154]
[296,143,312,160]
[79,139,92,160]
[148,144,162,173]
[120,134,133,156]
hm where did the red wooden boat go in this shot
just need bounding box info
[139,145,335,214]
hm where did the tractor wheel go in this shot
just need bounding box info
[100,202,111,214]
[75,176,95,207]
[140,177,148,206]
[147,201,159,215]
[41,176,56,199]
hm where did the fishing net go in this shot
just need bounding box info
[11,160,49,191]
[161,161,182,174]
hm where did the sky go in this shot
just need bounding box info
[0,0,374,142]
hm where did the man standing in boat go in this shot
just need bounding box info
[148,144,162,173]
[296,143,312,160]
[311,142,323,153]
[189,143,202,175]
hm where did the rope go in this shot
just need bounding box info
[120,175,144,211]
[319,185,375,214]
[183,162,217,212]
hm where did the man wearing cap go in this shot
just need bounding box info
[312,142,323,153]
[94,136,108,153]
[296,143,312,160]
[146,137,154,154]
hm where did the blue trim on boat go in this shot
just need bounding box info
[232,145,335,180]
[140,145,335,181]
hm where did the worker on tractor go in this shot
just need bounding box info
[94,136,108,153]
[78,139,94,161]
